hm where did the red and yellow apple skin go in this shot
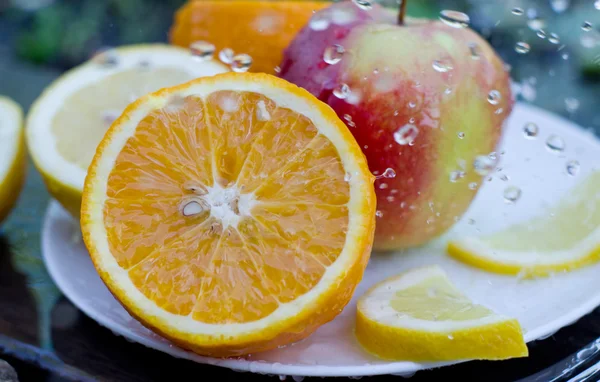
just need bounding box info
[279,2,513,251]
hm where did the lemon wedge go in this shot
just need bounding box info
[26,44,228,219]
[0,96,26,224]
[448,170,600,278]
[356,265,528,362]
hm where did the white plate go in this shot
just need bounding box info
[42,103,600,378]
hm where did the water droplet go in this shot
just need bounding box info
[595,0,600,10]
[439,10,470,28]
[473,155,497,176]
[333,83,351,99]
[457,132,465,139]
[218,48,234,64]
[515,41,531,54]
[487,90,501,105]
[566,160,580,175]
[528,17,546,31]
[468,182,478,190]
[448,334,455,340]
[101,110,120,126]
[565,97,580,113]
[504,186,522,204]
[375,210,383,218]
[582,21,593,32]
[352,0,372,10]
[511,7,524,16]
[344,172,352,182]
[449,170,465,183]
[499,174,509,182]
[546,135,566,152]
[323,44,345,65]
[408,101,416,108]
[379,183,388,189]
[393,124,419,145]
[381,168,396,179]
[468,218,476,225]
[432,58,453,73]
[274,65,281,74]
[550,0,570,13]
[468,43,480,60]
[92,48,118,67]
[309,12,330,31]
[537,29,547,39]
[190,41,215,61]
[548,33,560,44]
[343,114,355,128]
[231,53,252,72]
[279,376,287,381]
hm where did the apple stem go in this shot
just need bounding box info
[398,0,407,25]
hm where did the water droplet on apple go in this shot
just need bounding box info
[566,160,580,176]
[548,33,561,44]
[309,12,331,31]
[503,186,522,204]
[231,53,252,72]
[393,124,419,145]
[379,183,388,189]
[375,210,383,218]
[218,48,234,64]
[468,182,477,190]
[468,43,480,60]
[527,17,546,31]
[457,132,465,139]
[565,97,580,113]
[550,0,570,13]
[432,59,453,73]
[439,10,470,28]
[190,41,215,61]
[376,168,396,179]
[537,29,547,39]
[448,334,454,340]
[546,135,565,152]
[582,21,593,32]
[511,7,524,16]
[487,90,501,105]
[515,42,530,54]
[408,101,416,108]
[333,83,351,99]
[352,0,372,11]
[523,122,539,138]
[449,170,465,183]
[473,155,497,176]
[323,44,345,65]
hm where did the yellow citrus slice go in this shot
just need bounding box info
[81,72,376,356]
[356,265,528,362]
[0,96,26,224]
[26,44,229,219]
[447,170,600,278]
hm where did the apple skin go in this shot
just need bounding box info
[279,1,513,251]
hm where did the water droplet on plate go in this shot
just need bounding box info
[515,41,530,54]
[468,218,476,225]
[393,124,419,145]
[595,0,600,10]
[527,17,546,31]
[582,21,593,32]
[537,29,547,39]
[546,135,566,152]
[566,160,580,176]
[218,48,234,64]
[333,83,351,99]
[523,122,539,138]
[352,0,372,10]
[550,0,570,13]
[231,53,252,72]
[439,10,470,28]
[548,33,561,44]
[511,7,524,16]
[323,44,345,65]
[487,90,501,105]
[503,186,522,204]
[565,97,580,113]
[432,58,453,73]
[190,41,215,60]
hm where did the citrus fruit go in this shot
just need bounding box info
[356,265,528,362]
[169,0,329,74]
[26,44,229,219]
[448,170,600,279]
[81,72,376,356]
[0,96,26,224]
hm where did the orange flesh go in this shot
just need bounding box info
[104,91,350,324]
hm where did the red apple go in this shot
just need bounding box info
[279,1,513,251]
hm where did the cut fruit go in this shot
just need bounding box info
[169,0,329,74]
[26,44,229,219]
[448,170,600,278]
[356,265,528,362]
[81,72,376,357]
[0,96,26,224]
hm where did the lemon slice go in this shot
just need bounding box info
[356,265,528,362]
[0,96,26,224]
[26,44,229,219]
[448,170,600,278]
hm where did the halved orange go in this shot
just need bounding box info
[169,0,329,74]
[81,72,376,356]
